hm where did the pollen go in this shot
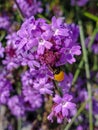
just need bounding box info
[54,71,65,82]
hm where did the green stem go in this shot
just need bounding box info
[17,118,21,130]
[0,31,6,42]
[14,0,24,20]
[72,57,84,85]
[78,20,93,130]
[88,25,98,51]
[83,12,98,22]
[37,14,50,23]
[64,101,87,130]
[92,55,98,71]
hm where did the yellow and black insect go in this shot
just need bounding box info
[53,67,65,82]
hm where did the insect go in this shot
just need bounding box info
[53,67,65,82]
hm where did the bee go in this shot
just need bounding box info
[53,67,65,82]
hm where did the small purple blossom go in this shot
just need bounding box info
[21,70,53,95]
[14,0,43,18]
[47,94,76,123]
[0,42,4,58]
[71,0,89,7]
[2,33,21,70]
[22,86,43,111]
[86,33,98,54]
[8,95,25,117]
[58,73,73,94]
[0,16,10,30]
[0,69,12,104]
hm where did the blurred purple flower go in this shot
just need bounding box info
[0,70,12,104]
[58,73,73,94]
[0,16,10,30]
[48,94,76,123]
[8,95,25,117]
[14,0,43,18]
[86,33,98,54]
[0,42,4,58]
[21,70,43,111]
[2,33,21,70]
[21,70,53,95]
[22,85,43,111]
[71,0,89,6]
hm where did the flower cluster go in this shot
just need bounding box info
[11,16,81,122]
[1,0,98,129]
[15,16,81,70]
[0,15,81,123]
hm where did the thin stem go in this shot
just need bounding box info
[37,14,50,23]
[17,118,21,130]
[72,57,84,85]
[0,31,6,42]
[88,25,98,51]
[14,0,24,20]
[92,55,98,71]
[53,80,62,96]
[64,101,87,130]
[83,12,98,22]
[78,20,93,130]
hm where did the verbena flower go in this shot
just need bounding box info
[8,95,25,117]
[21,70,43,111]
[2,33,21,70]
[0,16,10,30]
[0,42,4,58]
[15,16,81,71]
[0,69,12,104]
[85,33,98,54]
[21,70,53,95]
[71,0,89,6]
[47,94,76,123]
[1,16,81,121]
[14,0,43,18]
[58,73,73,94]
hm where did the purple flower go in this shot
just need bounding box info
[8,95,25,117]
[71,0,89,6]
[22,86,43,111]
[0,69,12,104]
[58,73,73,94]
[15,16,81,70]
[14,0,43,18]
[76,125,84,130]
[37,37,53,55]
[0,16,10,30]
[0,42,4,58]
[21,70,43,111]
[21,69,53,95]
[33,76,53,95]
[47,94,76,123]
[92,98,98,114]
[77,125,83,130]
[51,16,69,37]
[86,33,98,54]
[56,45,81,65]
[2,33,21,70]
